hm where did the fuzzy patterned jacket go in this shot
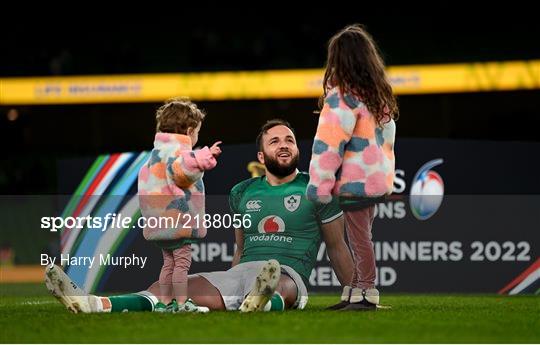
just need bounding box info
[138,133,216,241]
[307,87,396,204]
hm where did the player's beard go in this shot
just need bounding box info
[263,149,299,178]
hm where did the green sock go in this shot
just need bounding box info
[109,292,156,312]
[263,292,285,311]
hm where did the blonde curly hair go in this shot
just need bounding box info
[155,97,206,134]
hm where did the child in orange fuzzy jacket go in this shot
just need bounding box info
[138,98,221,312]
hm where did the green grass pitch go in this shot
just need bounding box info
[1,283,538,343]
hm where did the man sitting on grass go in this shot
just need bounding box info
[46,119,353,312]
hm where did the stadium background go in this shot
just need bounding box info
[1,11,539,295]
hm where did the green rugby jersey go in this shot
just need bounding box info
[229,171,343,284]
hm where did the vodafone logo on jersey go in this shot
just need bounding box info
[257,215,285,234]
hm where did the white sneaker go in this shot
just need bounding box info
[44,265,94,313]
[239,259,281,312]
[196,306,210,313]
[340,287,379,311]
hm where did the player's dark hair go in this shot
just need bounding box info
[320,24,399,126]
[256,119,296,151]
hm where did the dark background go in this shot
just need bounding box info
[1,8,539,194]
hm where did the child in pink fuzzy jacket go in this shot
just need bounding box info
[307,24,399,311]
[138,98,221,312]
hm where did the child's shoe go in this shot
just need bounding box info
[154,301,168,313]
[166,299,179,313]
[177,298,209,313]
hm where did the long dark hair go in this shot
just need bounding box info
[320,24,399,126]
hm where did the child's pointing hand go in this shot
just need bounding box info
[210,141,222,158]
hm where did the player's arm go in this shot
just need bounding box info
[232,228,244,267]
[229,181,247,267]
[320,215,353,286]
